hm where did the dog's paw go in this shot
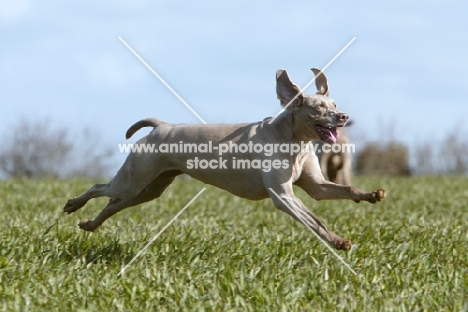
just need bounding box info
[63,197,84,214]
[368,189,386,203]
[78,219,96,232]
[335,239,352,251]
[63,199,77,214]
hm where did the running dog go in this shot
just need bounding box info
[64,68,386,251]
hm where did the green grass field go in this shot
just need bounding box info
[0,176,466,311]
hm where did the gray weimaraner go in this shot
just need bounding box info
[64,68,386,251]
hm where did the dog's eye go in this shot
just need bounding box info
[319,103,326,109]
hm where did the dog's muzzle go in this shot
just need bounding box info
[337,112,349,127]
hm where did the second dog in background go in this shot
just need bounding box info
[316,122,353,186]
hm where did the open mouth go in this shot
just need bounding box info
[313,124,339,144]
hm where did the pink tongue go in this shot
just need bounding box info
[331,128,339,140]
[322,127,339,143]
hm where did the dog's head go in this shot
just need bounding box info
[276,68,348,144]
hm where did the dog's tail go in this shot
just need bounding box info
[126,118,164,139]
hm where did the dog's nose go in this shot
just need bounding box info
[337,113,349,123]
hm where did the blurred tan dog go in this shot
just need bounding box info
[316,123,353,186]
[64,68,386,251]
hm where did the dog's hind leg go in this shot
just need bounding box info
[63,180,137,214]
[64,155,164,214]
[78,170,181,231]
[63,183,109,214]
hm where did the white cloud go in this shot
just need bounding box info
[88,56,125,86]
[0,0,31,23]
[79,53,144,88]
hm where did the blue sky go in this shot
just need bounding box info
[1,1,467,167]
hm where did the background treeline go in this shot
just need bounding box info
[0,117,466,179]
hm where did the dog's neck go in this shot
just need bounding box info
[264,110,315,144]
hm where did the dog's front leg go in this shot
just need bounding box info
[267,186,352,251]
[296,169,386,203]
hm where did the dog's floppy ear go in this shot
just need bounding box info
[276,69,303,109]
[311,68,329,96]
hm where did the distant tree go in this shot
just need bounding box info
[413,141,435,175]
[438,130,468,175]
[0,117,115,179]
[355,141,411,176]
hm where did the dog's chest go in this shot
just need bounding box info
[290,152,312,182]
